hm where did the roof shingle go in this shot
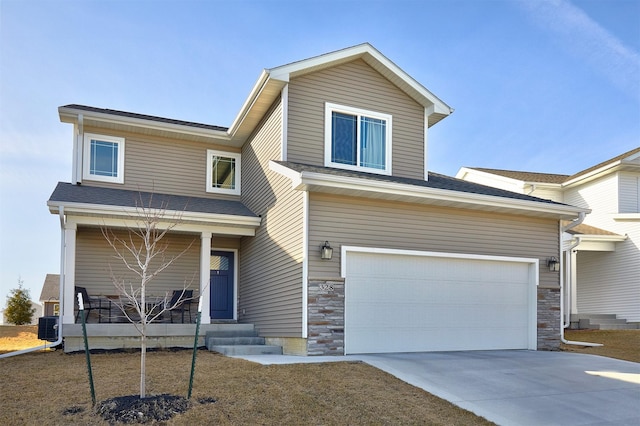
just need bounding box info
[274,161,570,206]
[61,104,228,132]
[48,182,258,218]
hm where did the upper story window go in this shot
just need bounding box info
[324,102,392,175]
[83,133,125,184]
[206,149,241,195]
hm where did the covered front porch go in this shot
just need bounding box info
[562,222,628,328]
[47,183,261,347]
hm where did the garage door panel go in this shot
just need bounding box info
[345,251,536,354]
[347,326,530,353]
[348,301,529,327]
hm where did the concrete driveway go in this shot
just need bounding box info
[235,350,640,426]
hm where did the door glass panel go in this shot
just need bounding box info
[210,255,229,271]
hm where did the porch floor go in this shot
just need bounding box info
[62,323,254,353]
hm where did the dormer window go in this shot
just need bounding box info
[83,133,125,184]
[206,149,241,195]
[324,103,392,175]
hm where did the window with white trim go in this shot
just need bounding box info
[83,133,125,184]
[324,102,392,175]
[206,149,241,195]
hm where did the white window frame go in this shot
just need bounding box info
[206,149,241,195]
[324,102,392,175]
[82,133,125,184]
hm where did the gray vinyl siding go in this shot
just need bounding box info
[308,193,560,288]
[287,59,426,180]
[75,227,201,298]
[81,126,241,201]
[240,99,305,337]
[211,237,241,250]
[619,172,640,213]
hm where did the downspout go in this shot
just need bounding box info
[0,207,66,358]
[559,212,602,347]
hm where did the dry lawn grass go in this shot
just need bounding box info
[0,326,492,425]
[3,326,637,425]
[0,325,44,352]
[562,329,640,363]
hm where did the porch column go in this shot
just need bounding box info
[62,223,77,325]
[200,232,212,324]
[570,249,578,313]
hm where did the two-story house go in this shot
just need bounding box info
[457,147,640,329]
[48,43,587,355]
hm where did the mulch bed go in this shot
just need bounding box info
[96,394,191,424]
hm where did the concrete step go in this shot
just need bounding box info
[578,319,600,330]
[204,323,283,356]
[573,314,618,320]
[208,344,283,356]
[206,336,266,346]
[205,327,257,339]
[571,313,639,330]
[597,323,640,330]
[593,318,630,325]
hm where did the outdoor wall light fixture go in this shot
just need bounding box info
[547,256,560,272]
[320,241,333,260]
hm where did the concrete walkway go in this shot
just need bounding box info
[233,350,640,426]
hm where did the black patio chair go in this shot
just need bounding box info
[168,290,194,323]
[75,286,111,323]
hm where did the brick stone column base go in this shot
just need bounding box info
[307,277,345,355]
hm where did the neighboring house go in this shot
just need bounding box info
[39,274,60,317]
[48,43,586,355]
[457,147,640,327]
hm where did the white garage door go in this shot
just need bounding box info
[344,249,537,354]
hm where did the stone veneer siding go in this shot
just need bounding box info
[537,287,561,350]
[307,278,561,356]
[307,277,345,355]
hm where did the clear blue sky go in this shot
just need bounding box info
[1,0,639,305]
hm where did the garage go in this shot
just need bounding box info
[343,248,538,354]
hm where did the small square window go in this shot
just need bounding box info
[206,150,241,195]
[83,133,125,184]
[325,103,392,175]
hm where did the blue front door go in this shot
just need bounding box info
[210,251,234,320]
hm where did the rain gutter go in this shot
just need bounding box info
[559,213,602,347]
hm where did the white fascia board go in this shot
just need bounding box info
[47,201,261,229]
[273,166,588,218]
[455,167,525,187]
[268,43,452,116]
[268,161,304,188]
[64,214,256,236]
[613,213,640,221]
[575,234,627,242]
[227,70,271,136]
[58,106,230,141]
[267,44,374,80]
[562,161,622,187]
[340,245,539,279]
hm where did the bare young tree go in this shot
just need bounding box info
[101,193,196,398]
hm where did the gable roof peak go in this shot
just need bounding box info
[566,146,640,182]
[268,43,453,117]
